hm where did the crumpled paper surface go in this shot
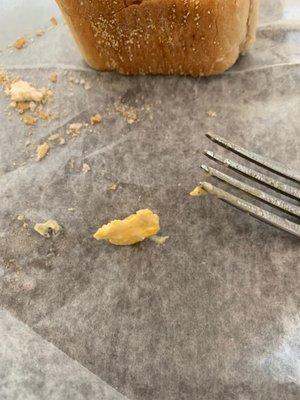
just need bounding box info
[0,1,299,399]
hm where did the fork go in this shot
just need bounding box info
[195,133,300,238]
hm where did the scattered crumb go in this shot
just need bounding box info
[17,215,25,221]
[50,16,58,26]
[68,208,75,212]
[37,111,51,120]
[25,139,31,147]
[116,104,138,124]
[48,133,59,141]
[36,142,49,161]
[84,82,91,90]
[22,114,37,126]
[14,37,27,49]
[68,122,83,135]
[8,80,45,102]
[207,111,217,117]
[82,163,91,173]
[90,114,102,125]
[35,29,45,37]
[94,209,160,246]
[190,186,208,197]
[15,101,30,114]
[149,235,169,245]
[49,72,58,83]
[34,219,62,238]
[108,182,119,191]
[29,101,37,112]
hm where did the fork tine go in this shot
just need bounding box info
[200,182,300,238]
[201,164,300,217]
[205,150,300,201]
[206,132,300,183]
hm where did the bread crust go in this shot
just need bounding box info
[56,0,259,76]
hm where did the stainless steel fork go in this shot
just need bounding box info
[194,133,300,238]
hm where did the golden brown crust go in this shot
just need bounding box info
[56,0,259,76]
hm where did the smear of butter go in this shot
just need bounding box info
[94,209,160,246]
[34,220,62,238]
[190,186,208,197]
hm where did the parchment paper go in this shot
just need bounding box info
[0,1,299,399]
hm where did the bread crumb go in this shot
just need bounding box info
[36,143,49,160]
[49,72,58,83]
[35,29,45,37]
[108,182,118,191]
[68,123,83,135]
[190,186,208,197]
[207,111,217,117]
[37,111,50,120]
[9,80,45,102]
[94,209,160,246]
[82,163,91,173]
[22,115,37,126]
[50,16,58,26]
[116,104,138,124]
[14,37,26,49]
[149,235,169,245]
[90,114,102,125]
[34,219,62,238]
[17,215,25,221]
[16,101,30,114]
[68,208,75,212]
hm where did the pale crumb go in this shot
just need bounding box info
[35,29,45,37]
[84,82,91,90]
[49,72,58,83]
[190,186,208,197]
[108,182,118,191]
[90,114,102,125]
[68,122,83,135]
[116,104,138,124]
[8,80,45,102]
[25,139,31,147]
[68,208,75,212]
[50,16,58,26]
[17,215,25,221]
[29,101,37,112]
[23,223,29,229]
[16,102,30,114]
[22,115,37,126]
[149,235,169,245]
[82,163,91,173]
[48,133,59,141]
[37,111,50,120]
[79,79,85,85]
[14,37,26,49]
[207,111,217,117]
[36,143,49,160]
[34,219,62,238]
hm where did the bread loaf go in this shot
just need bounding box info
[56,0,259,76]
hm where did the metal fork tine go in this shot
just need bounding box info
[201,164,300,217]
[200,182,300,238]
[205,150,300,201]
[206,132,300,183]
